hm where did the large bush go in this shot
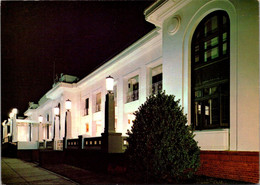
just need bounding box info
[126,92,200,183]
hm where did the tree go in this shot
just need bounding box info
[125,92,200,183]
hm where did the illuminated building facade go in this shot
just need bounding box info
[3,0,259,182]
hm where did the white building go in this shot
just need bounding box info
[3,0,259,183]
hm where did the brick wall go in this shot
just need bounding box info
[197,151,259,183]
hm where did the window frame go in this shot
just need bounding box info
[191,11,230,130]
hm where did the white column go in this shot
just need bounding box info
[55,116,59,140]
[39,123,43,141]
[67,111,72,139]
[117,77,124,133]
[12,116,17,142]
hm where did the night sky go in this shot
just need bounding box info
[1,1,156,122]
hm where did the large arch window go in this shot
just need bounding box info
[191,11,230,130]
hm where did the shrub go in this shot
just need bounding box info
[125,92,200,183]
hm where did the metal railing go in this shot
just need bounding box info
[84,137,102,150]
[67,139,80,149]
[127,90,139,103]
[149,81,162,95]
[95,104,101,112]
[83,108,89,116]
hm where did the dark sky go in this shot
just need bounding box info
[1,1,155,122]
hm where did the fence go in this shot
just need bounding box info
[46,141,54,150]
[56,140,63,150]
[67,138,80,149]
[39,141,45,149]
[83,137,102,150]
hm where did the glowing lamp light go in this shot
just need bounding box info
[38,115,43,123]
[9,112,14,118]
[106,75,114,92]
[12,108,18,115]
[54,106,60,116]
[65,99,72,111]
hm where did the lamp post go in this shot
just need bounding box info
[38,115,43,142]
[54,105,60,140]
[102,76,122,153]
[10,108,18,142]
[64,99,72,149]
[104,76,115,133]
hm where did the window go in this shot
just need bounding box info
[84,98,89,115]
[47,125,49,139]
[191,11,230,130]
[127,75,139,103]
[96,93,101,112]
[86,123,89,132]
[150,65,162,95]
[46,114,49,122]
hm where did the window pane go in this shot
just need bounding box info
[195,55,199,62]
[204,47,219,61]
[205,100,211,125]
[210,86,218,95]
[223,32,227,42]
[195,90,202,98]
[204,37,218,50]
[211,98,219,125]
[96,93,101,112]
[204,15,218,36]
[127,75,139,102]
[223,43,227,55]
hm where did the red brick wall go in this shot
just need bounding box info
[197,151,259,183]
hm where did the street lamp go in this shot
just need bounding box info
[9,112,14,118]
[106,75,114,93]
[64,99,72,149]
[38,115,43,123]
[12,108,18,115]
[103,76,122,153]
[9,108,18,142]
[38,115,43,142]
[53,104,60,140]
[65,99,71,111]
[54,106,60,116]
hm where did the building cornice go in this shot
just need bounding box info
[145,0,192,27]
[45,82,76,100]
[77,27,162,89]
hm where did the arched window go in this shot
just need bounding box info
[191,11,230,130]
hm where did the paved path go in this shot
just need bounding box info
[1,157,78,184]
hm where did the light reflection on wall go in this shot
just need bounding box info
[17,124,28,142]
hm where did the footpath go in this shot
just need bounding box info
[1,157,77,184]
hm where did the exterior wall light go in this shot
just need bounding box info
[38,115,43,123]
[54,106,60,116]
[65,99,72,111]
[106,75,114,93]
[9,112,14,118]
[12,108,18,115]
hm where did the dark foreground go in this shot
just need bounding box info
[42,164,251,184]
[2,157,251,184]
[1,157,76,184]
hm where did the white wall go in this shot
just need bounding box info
[160,0,259,151]
[23,0,259,152]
